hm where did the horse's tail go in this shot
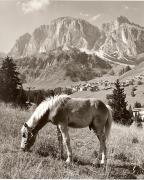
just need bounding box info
[105,105,113,138]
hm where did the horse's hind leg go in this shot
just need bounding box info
[93,128,107,166]
[57,126,63,159]
[58,124,72,164]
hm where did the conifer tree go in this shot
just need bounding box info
[111,79,132,125]
[0,57,24,105]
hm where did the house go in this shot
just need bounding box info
[133,108,144,121]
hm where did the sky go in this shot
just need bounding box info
[0,0,144,53]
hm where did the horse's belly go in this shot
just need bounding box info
[68,113,92,128]
[66,99,94,128]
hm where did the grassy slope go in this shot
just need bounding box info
[71,83,144,107]
[0,103,144,178]
[120,61,144,81]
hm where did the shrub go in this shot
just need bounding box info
[131,90,135,97]
[134,102,142,108]
[137,80,143,85]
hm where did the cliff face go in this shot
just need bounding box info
[9,16,144,64]
[10,17,101,58]
[23,25,49,56]
[8,16,144,87]
[96,16,144,62]
[9,33,31,58]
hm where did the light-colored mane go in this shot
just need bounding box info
[27,94,70,128]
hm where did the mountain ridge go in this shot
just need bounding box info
[9,16,144,65]
[9,17,101,58]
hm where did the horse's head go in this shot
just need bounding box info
[20,123,37,151]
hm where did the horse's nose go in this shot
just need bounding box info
[21,147,26,152]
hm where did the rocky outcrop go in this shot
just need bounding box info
[9,33,31,58]
[9,16,144,64]
[10,17,100,58]
[95,16,144,62]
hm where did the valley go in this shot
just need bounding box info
[6,16,144,91]
[1,1,144,179]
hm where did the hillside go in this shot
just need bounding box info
[14,48,112,89]
[120,61,144,81]
[5,16,144,90]
[71,83,144,108]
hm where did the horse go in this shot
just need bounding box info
[20,94,113,165]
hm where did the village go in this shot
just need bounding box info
[68,74,144,122]
[70,73,144,93]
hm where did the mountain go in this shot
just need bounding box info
[8,16,144,88]
[9,17,101,58]
[9,33,31,58]
[120,60,144,81]
[96,16,144,63]
[15,48,112,89]
[9,16,144,65]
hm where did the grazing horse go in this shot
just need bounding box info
[21,94,113,165]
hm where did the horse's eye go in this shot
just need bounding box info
[28,132,33,137]
[22,133,26,138]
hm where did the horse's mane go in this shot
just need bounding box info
[30,94,70,122]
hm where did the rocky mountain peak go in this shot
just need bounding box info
[10,17,101,57]
[9,16,144,65]
[116,16,130,25]
[9,33,31,58]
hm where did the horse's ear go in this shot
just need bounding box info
[24,123,32,132]
[24,123,29,128]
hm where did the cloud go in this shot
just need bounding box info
[18,0,50,14]
[123,5,137,11]
[89,14,101,22]
[80,12,89,17]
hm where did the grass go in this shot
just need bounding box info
[0,103,144,178]
[71,83,144,107]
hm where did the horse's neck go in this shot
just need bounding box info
[27,110,50,134]
[26,98,53,130]
[27,116,36,129]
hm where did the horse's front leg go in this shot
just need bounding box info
[98,131,107,165]
[95,129,107,166]
[57,126,63,159]
[58,124,72,164]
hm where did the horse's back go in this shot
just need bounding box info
[64,98,108,128]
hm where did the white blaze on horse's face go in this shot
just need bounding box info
[20,124,36,151]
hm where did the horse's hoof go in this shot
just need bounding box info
[95,161,106,168]
[96,163,101,168]
[66,158,71,164]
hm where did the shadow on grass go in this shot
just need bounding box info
[73,156,92,166]
[114,152,130,162]
[35,144,144,179]
[36,143,59,159]
[109,163,144,179]
[36,143,99,167]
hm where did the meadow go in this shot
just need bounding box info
[0,102,144,179]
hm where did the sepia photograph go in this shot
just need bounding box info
[0,0,144,178]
